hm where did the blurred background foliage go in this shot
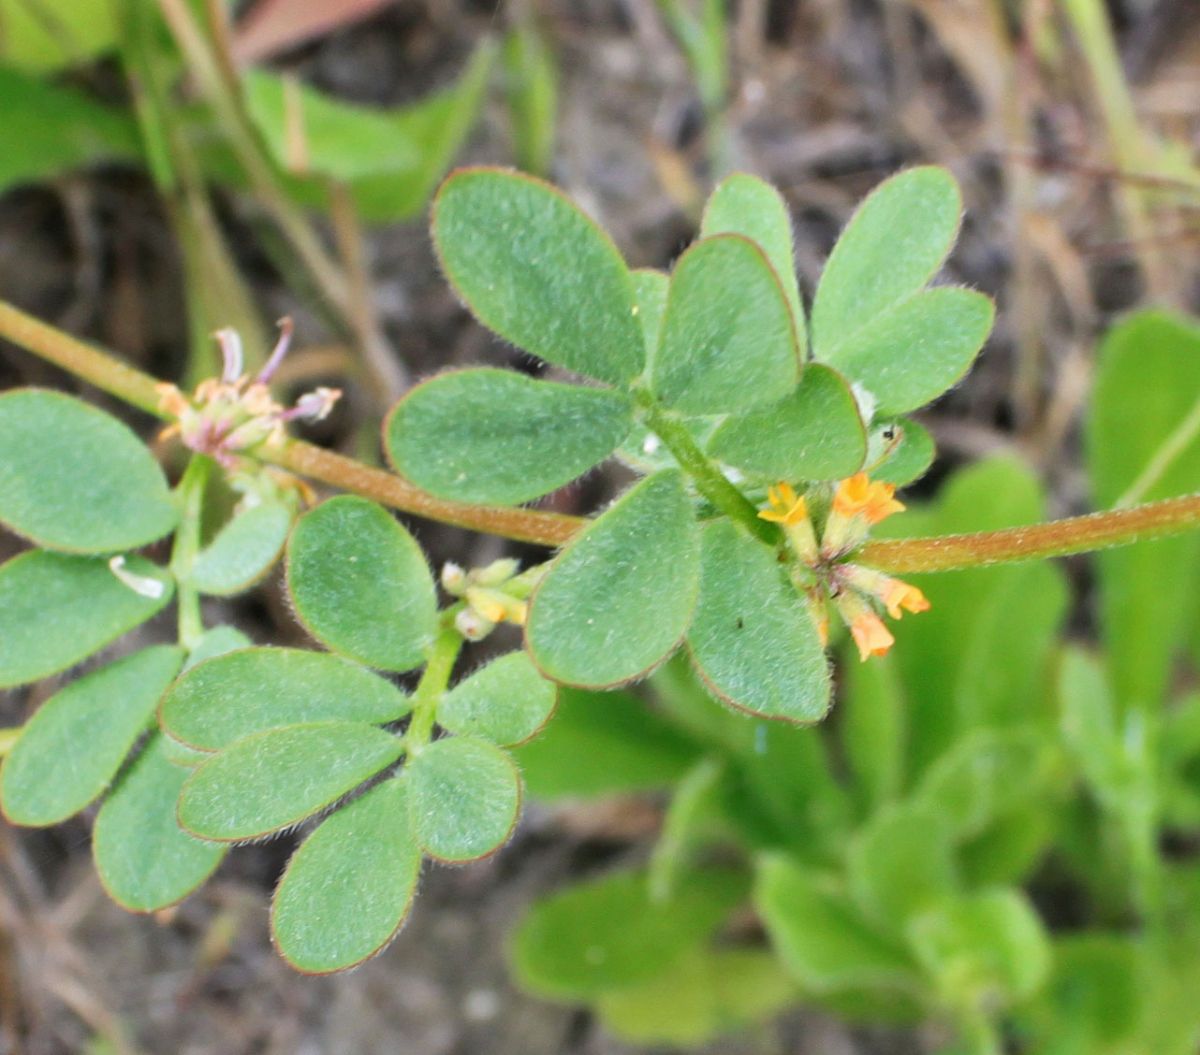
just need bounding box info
[2,0,1200,1052]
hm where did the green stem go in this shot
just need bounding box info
[640,400,775,543]
[405,623,464,753]
[169,454,213,650]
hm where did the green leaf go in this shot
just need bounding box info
[840,653,907,817]
[384,369,633,505]
[93,732,227,912]
[244,70,422,182]
[1,646,183,826]
[407,736,521,862]
[847,804,959,930]
[872,417,935,486]
[687,520,830,722]
[511,866,748,998]
[0,551,173,689]
[272,777,421,974]
[512,686,700,799]
[812,166,962,356]
[1087,310,1200,711]
[0,390,176,553]
[651,234,800,414]
[907,888,1050,1005]
[185,625,254,670]
[177,722,403,842]
[755,855,917,994]
[913,726,1058,840]
[818,288,994,415]
[0,68,140,193]
[706,363,865,481]
[527,471,700,687]
[0,0,118,72]
[597,947,797,1046]
[287,496,437,672]
[191,500,293,596]
[432,167,643,384]
[344,40,494,223]
[701,171,805,347]
[502,22,557,177]
[160,647,410,751]
[878,457,1066,776]
[437,651,556,746]
[230,42,494,223]
[632,268,669,362]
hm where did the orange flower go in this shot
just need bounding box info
[881,579,930,620]
[832,473,905,526]
[758,482,808,525]
[849,610,895,662]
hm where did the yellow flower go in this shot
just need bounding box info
[758,482,808,525]
[841,565,930,621]
[832,472,905,525]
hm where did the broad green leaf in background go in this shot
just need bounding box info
[1015,935,1145,1054]
[160,647,410,751]
[631,268,669,363]
[407,736,521,862]
[755,856,918,994]
[840,652,907,817]
[177,722,403,841]
[93,733,227,912]
[229,41,494,222]
[701,172,805,344]
[191,500,293,596]
[0,0,118,71]
[512,866,748,998]
[384,369,633,505]
[707,363,865,481]
[0,390,176,553]
[244,70,422,181]
[272,777,421,973]
[432,167,643,385]
[872,418,935,486]
[0,69,140,193]
[1,646,183,826]
[0,551,173,689]
[651,234,800,414]
[185,625,254,670]
[648,756,727,900]
[527,471,700,687]
[287,496,437,672]
[811,166,961,356]
[513,686,700,799]
[878,457,1063,777]
[848,804,959,930]
[437,651,557,746]
[597,947,797,1046]
[1087,310,1200,712]
[687,520,830,722]
[914,727,1058,840]
[502,21,557,177]
[907,888,1050,1006]
[819,288,994,415]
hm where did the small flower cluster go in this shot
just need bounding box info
[442,558,539,641]
[759,474,929,661]
[156,320,340,469]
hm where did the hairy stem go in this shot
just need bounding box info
[405,624,464,752]
[4,299,1200,568]
[857,494,1200,572]
[639,399,775,543]
[169,454,213,650]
